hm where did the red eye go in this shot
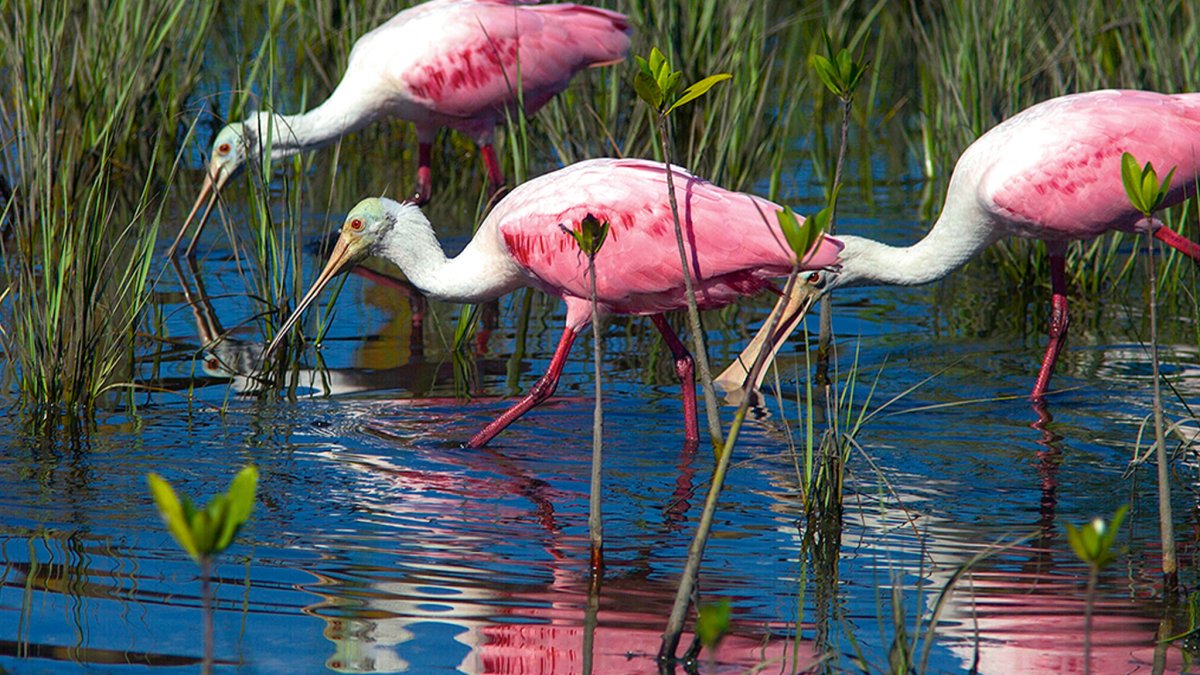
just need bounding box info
[349,218,364,231]
[217,143,231,155]
[807,272,821,283]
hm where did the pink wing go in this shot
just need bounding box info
[978,90,1200,240]
[385,1,629,141]
[490,158,843,316]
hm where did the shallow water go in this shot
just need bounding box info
[4,154,1200,673]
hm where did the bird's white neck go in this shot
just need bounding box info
[378,213,526,305]
[250,78,378,160]
[836,193,999,287]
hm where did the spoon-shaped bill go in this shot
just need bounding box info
[167,171,223,258]
[263,233,364,360]
[712,277,823,404]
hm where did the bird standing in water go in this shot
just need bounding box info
[170,0,630,257]
[265,158,843,447]
[714,89,1200,401]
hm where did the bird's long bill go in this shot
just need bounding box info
[713,278,822,400]
[263,234,360,360]
[167,170,223,257]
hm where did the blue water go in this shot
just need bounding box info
[3,148,1200,673]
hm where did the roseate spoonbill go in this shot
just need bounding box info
[169,0,630,258]
[264,158,843,447]
[715,89,1200,402]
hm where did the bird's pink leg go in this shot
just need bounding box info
[1153,225,1200,263]
[412,142,433,205]
[650,315,700,448]
[479,144,506,194]
[475,300,499,356]
[466,325,579,448]
[1031,251,1069,400]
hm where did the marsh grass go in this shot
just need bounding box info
[0,0,215,418]
[553,0,819,194]
[906,0,1200,294]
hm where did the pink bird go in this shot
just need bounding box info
[169,0,630,257]
[264,158,843,447]
[715,89,1200,401]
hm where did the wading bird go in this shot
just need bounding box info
[715,89,1200,401]
[264,158,843,447]
[169,0,630,257]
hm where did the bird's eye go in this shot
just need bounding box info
[217,143,231,155]
[807,272,821,283]
[349,217,364,231]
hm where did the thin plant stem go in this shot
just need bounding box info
[655,114,724,452]
[588,252,604,572]
[1147,231,1177,592]
[1083,566,1096,675]
[816,96,853,386]
[658,272,814,661]
[201,555,214,675]
[583,568,601,675]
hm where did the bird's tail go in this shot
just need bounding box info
[542,4,631,67]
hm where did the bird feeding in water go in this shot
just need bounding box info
[714,89,1200,401]
[169,0,631,257]
[264,158,843,447]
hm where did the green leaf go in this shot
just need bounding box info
[559,214,611,257]
[633,70,663,110]
[810,43,866,99]
[1120,152,1143,211]
[148,473,200,562]
[191,508,216,557]
[778,207,824,263]
[836,48,853,78]
[216,465,258,552]
[1065,505,1127,570]
[1122,152,1177,216]
[1156,166,1177,210]
[147,465,259,563]
[659,70,682,101]
[810,54,840,95]
[696,599,731,649]
[648,47,666,78]
[634,54,651,77]
[666,73,732,114]
[1141,169,1158,205]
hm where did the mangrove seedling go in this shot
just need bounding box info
[1066,505,1128,675]
[148,465,259,673]
[695,597,732,657]
[633,47,731,453]
[1120,152,1177,594]
[560,213,611,574]
[809,36,867,386]
[660,207,827,663]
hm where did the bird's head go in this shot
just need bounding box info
[207,122,251,187]
[798,268,842,294]
[168,121,254,256]
[263,198,419,359]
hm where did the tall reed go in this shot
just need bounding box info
[542,0,816,195]
[906,0,1200,292]
[0,0,215,419]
